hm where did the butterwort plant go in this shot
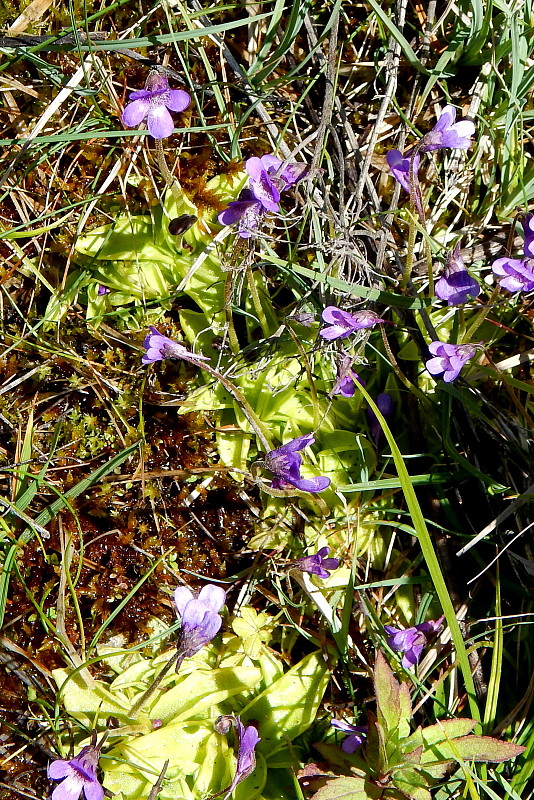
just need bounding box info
[294,546,340,579]
[492,214,534,293]
[218,154,307,238]
[425,341,477,382]
[142,326,210,365]
[224,716,261,799]
[174,583,227,670]
[48,734,107,800]
[263,434,331,493]
[330,719,368,753]
[332,353,364,398]
[122,72,191,139]
[419,104,475,152]
[127,583,226,717]
[384,616,444,669]
[320,306,386,340]
[435,244,480,305]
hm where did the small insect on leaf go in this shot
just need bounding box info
[168,214,197,236]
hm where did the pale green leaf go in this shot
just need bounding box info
[52,668,134,725]
[149,665,262,724]
[240,651,331,756]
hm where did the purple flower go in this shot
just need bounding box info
[425,341,476,382]
[142,326,209,365]
[224,717,261,798]
[384,616,444,669]
[217,188,265,239]
[174,584,226,669]
[492,257,534,293]
[522,213,534,258]
[367,393,394,444]
[218,154,307,236]
[332,354,365,398]
[386,149,420,194]
[420,105,475,152]
[255,154,308,189]
[48,739,105,800]
[245,154,307,213]
[97,285,110,296]
[122,72,191,140]
[435,244,480,305]
[331,720,368,753]
[295,546,340,578]
[320,306,386,340]
[263,434,331,493]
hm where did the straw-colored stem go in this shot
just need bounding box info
[245,263,270,339]
[285,324,322,430]
[155,139,181,199]
[224,272,240,355]
[128,650,180,718]
[464,286,500,343]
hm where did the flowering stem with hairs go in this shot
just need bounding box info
[127,650,180,718]
[285,323,322,430]
[223,272,241,355]
[380,326,428,405]
[402,146,426,291]
[464,285,499,343]
[201,361,272,451]
[154,139,181,199]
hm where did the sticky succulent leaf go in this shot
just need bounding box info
[52,668,135,725]
[240,651,331,756]
[310,775,383,800]
[148,665,262,724]
[420,734,526,764]
[373,651,402,739]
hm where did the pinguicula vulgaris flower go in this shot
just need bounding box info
[492,258,534,293]
[246,154,308,211]
[217,188,265,239]
[263,434,331,493]
[491,212,534,292]
[331,720,368,753]
[425,341,476,382]
[386,149,420,194]
[384,616,444,669]
[122,72,191,139]
[218,154,307,237]
[367,393,395,444]
[142,326,209,365]
[48,736,106,800]
[174,584,226,669]
[522,213,534,257]
[419,105,475,152]
[320,306,386,340]
[224,716,261,798]
[435,244,480,305]
[294,546,340,579]
[332,354,364,398]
